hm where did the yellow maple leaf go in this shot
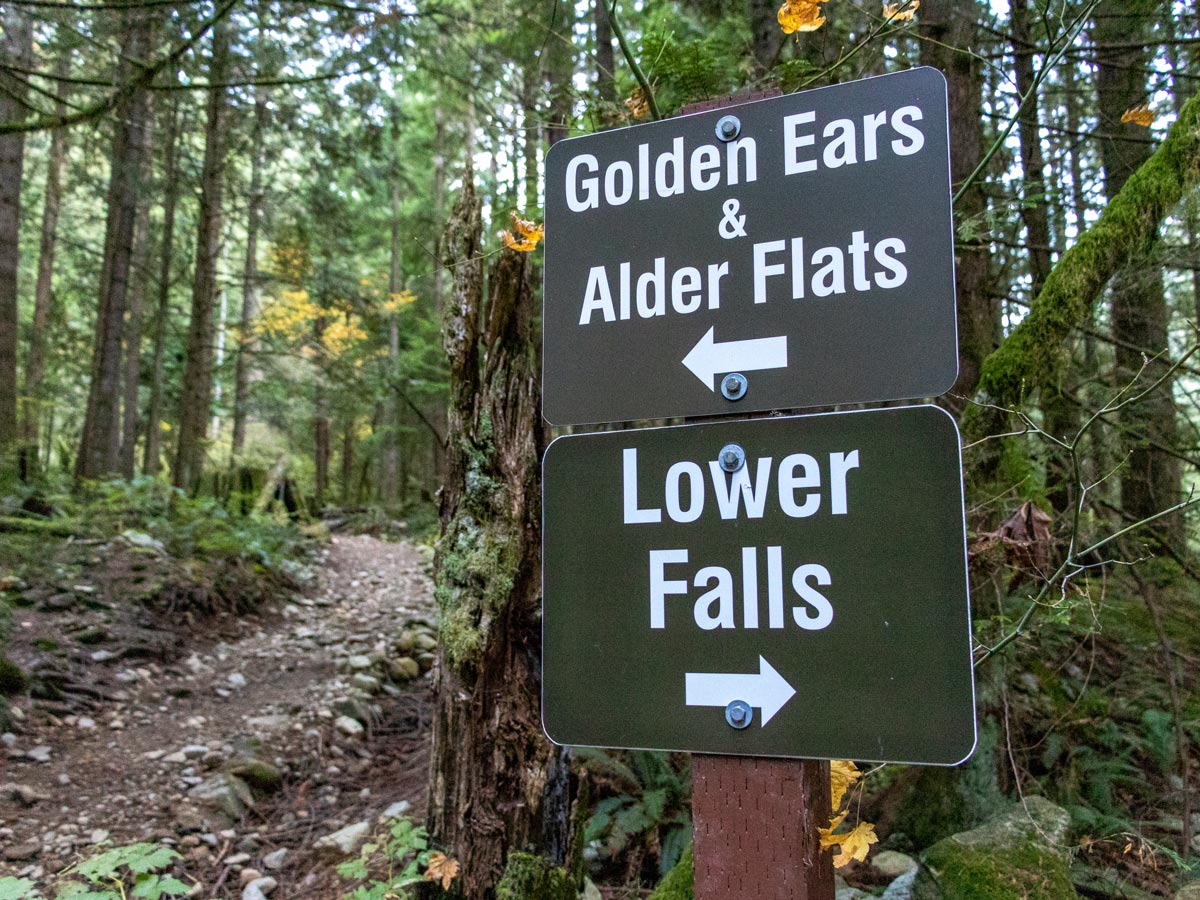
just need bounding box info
[1120,103,1153,127]
[424,851,460,890]
[829,759,861,810]
[883,0,919,21]
[501,211,544,252]
[819,820,879,868]
[778,0,827,34]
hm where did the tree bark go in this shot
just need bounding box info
[380,149,403,505]
[21,70,69,480]
[76,4,155,481]
[174,20,231,492]
[1012,0,1074,514]
[144,92,181,477]
[919,0,997,408]
[427,179,557,899]
[119,112,156,479]
[595,0,616,106]
[1093,0,1181,544]
[749,0,783,72]
[0,6,33,480]
[231,87,268,462]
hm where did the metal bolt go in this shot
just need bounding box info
[725,699,752,729]
[720,372,747,401]
[718,443,746,473]
[716,115,741,142]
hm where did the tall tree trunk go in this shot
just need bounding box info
[118,103,156,479]
[340,416,354,506]
[21,75,69,480]
[380,151,402,504]
[594,0,616,107]
[919,0,997,408]
[749,0,783,71]
[1093,0,1181,545]
[76,5,155,481]
[545,0,575,147]
[231,87,268,462]
[427,180,558,899]
[1012,0,1074,514]
[0,6,33,480]
[174,20,231,492]
[145,92,181,477]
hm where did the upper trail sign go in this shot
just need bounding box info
[542,66,958,426]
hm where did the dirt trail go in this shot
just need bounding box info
[1,534,438,897]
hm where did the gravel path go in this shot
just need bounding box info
[1,534,438,897]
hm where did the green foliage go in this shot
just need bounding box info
[0,843,193,900]
[577,749,692,876]
[336,817,432,899]
[640,28,745,114]
[646,843,693,900]
[494,853,575,900]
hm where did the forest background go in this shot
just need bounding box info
[1,0,1199,898]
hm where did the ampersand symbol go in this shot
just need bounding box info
[718,199,748,239]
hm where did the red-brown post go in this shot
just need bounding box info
[692,756,835,900]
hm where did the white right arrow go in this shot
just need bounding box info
[685,655,796,726]
[682,327,789,391]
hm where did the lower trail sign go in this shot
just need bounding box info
[542,405,975,765]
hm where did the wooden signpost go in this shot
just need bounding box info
[540,70,975,900]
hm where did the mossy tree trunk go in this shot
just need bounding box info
[427,179,559,898]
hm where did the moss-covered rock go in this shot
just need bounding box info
[647,843,693,900]
[0,655,26,695]
[912,797,1074,900]
[494,852,576,900]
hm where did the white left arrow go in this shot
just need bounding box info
[685,655,796,726]
[682,327,789,390]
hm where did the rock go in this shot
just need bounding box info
[261,848,288,870]
[229,758,283,794]
[228,673,248,689]
[335,716,364,738]
[873,850,918,878]
[76,716,96,729]
[3,840,39,861]
[243,877,278,900]
[313,821,370,859]
[1176,884,1200,900]
[416,652,436,673]
[380,800,410,821]
[881,869,918,900]
[121,530,166,553]
[1,782,51,806]
[836,888,871,900]
[189,773,254,822]
[89,829,110,844]
[346,655,373,671]
[238,868,263,886]
[26,745,52,763]
[181,744,210,759]
[389,657,420,681]
[913,797,1074,900]
[90,650,117,663]
[581,878,603,900]
[351,673,381,694]
[225,852,252,866]
[413,633,437,652]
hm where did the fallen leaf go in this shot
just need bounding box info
[1121,103,1153,127]
[829,759,861,810]
[778,0,827,34]
[883,0,919,21]
[424,851,460,890]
